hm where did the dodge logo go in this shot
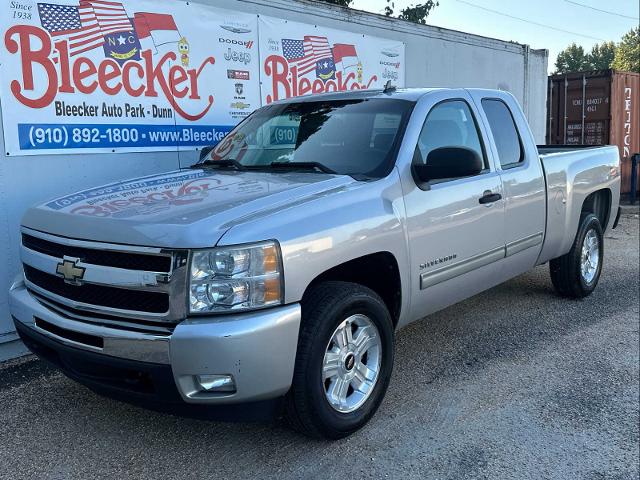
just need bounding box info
[56,258,85,284]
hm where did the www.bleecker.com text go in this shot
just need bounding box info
[54,101,173,119]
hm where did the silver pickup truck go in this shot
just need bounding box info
[10,88,621,439]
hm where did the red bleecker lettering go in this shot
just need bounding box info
[312,79,325,94]
[142,50,214,121]
[264,54,291,103]
[55,40,74,93]
[298,77,312,97]
[72,57,98,94]
[169,65,188,99]
[340,71,355,90]
[263,54,379,103]
[122,61,145,97]
[188,58,213,101]
[324,79,337,92]
[98,59,122,95]
[4,25,57,108]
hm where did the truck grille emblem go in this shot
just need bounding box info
[56,258,85,284]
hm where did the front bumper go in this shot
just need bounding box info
[9,281,301,408]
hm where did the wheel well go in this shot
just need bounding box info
[303,252,402,326]
[581,189,612,227]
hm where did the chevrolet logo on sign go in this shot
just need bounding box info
[56,258,85,284]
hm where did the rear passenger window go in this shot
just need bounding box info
[481,99,523,168]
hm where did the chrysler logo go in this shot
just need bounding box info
[56,258,85,284]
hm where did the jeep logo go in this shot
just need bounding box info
[224,48,251,65]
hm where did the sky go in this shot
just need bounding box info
[351,0,639,72]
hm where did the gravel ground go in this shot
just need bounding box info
[1,215,638,480]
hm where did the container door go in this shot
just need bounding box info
[547,73,613,146]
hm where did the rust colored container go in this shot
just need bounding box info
[547,70,640,196]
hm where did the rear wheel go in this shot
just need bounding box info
[550,213,604,298]
[285,281,394,439]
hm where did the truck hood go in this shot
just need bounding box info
[22,168,355,248]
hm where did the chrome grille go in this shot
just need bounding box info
[24,265,170,313]
[20,228,188,326]
[22,233,172,272]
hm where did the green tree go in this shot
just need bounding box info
[315,0,441,25]
[587,41,616,70]
[612,27,640,73]
[555,43,590,74]
[385,1,440,24]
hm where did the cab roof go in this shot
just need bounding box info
[273,87,446,104]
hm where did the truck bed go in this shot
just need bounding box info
[536,144,621,265]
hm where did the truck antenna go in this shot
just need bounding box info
[383,80,396,93]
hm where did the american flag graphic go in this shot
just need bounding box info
[38,2,104,56]
[37,1,133,57]
[89,0,133,36]
[282,36,333,76]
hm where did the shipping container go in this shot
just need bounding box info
[0,0,548,351]
[546,70,640,195]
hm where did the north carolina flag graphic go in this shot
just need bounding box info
[133,12,181,46]
[332,43,358,69]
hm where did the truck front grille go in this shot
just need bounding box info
[24,265,169,314]
[22,233,172,272]
[20,228,188,328]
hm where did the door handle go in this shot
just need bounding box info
[479,191,502,204]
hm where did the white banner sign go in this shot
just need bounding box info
[0,0,259,155]
[258,16,405,104]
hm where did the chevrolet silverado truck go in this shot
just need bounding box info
[10,88,621,439]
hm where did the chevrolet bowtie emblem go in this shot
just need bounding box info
[56,258,86,284]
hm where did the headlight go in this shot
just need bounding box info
[189,241,282,313]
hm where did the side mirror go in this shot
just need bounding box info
[412,147,483,186]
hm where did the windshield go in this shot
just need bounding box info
[198,98,414,178]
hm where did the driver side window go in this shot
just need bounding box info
[415,100,486,178]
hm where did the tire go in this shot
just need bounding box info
[550,213,604,298]
[285,281,395,439]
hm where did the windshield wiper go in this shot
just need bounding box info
[268,162,337,174]
[194,159,338,175]
[193,159,246,170]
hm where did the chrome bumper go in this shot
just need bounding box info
[9,280,301,404]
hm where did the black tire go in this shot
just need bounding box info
[550,213,604,298]
[285,281,395,439]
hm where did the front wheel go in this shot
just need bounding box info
[550,213,604,298]
[285,281,395,439]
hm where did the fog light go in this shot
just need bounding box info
[196,374,236,393]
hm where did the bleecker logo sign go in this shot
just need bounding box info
[263,34,378,103]
[4,4,216,121]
